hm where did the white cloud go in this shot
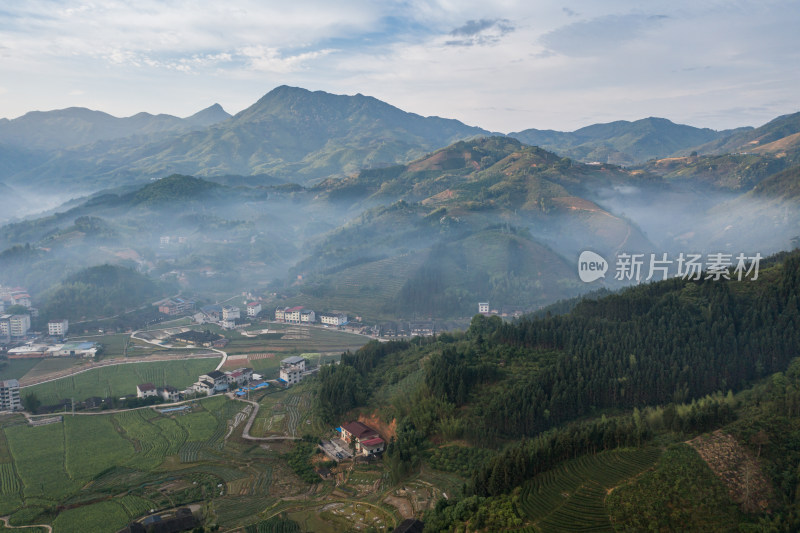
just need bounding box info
[0,1,797,131]
[238,46,336,73]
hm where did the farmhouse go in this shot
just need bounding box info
[136,383,158,398]
[319,312,348,326]
[192,380,215,396]
[359,437,386,456]
[225,367,253,386]
[159,386,180,402]
[199,370,228,392]
[300,309,315,323]
[274,307,287,321]
[0,380,21,411]
[279,355,306,386]
[340,421,384,455]
[246,301,262,317]
[284,306,303,323]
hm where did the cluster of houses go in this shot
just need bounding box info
[136,367,257,402]
[275,307,348,327]
[191,367,255,396]
[192,303,261,330]
[0,285,35,343]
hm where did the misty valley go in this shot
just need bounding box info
[0,87,800,532]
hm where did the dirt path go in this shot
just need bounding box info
[234,397,299,441]
[0,516,52,532]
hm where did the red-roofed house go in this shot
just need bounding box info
[284,306,303,323]
[340,421,380,453]
[359,437,385,456]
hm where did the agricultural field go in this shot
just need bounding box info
[288,501,395,532]
[22,357,219,405]
[0,359,43,382]
[0,394,331,532]
[517,447,662,532]
[249,387,314,438]
[17,358,81,384]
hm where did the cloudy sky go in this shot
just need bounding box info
[1,0,798,132]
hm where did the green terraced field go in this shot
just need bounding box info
[518,448,662,532]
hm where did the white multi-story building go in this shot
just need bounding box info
[2,315,30,339]
[0,380,21,411]
[478,302,490,314]
[319,313,348,326]
[246,302,262,317]
[284,306,302,323]
[0,315,10,342]
[48,319,69,337]
[225,367,253,386]
[136,383,158,398]
[222,306,240,321]
[300,310,315,323]
[11,293,31,309]
[279,356,306,385]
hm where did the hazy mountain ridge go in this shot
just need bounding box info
[0,103,231,150]
[510,117,732,166]
[0,86,492,196]
[2,86,797,212]
[689,111,800,155]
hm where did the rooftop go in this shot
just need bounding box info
[138,383,156,391]
[281,355,305,365]
[341,421,378,439]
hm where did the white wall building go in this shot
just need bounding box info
[136,383,158,398]
[8,315,30,338]
[0,380,21,411]
[319,313,348,326]
[284,307,302,323]
[478,302,490,314]
[246,302,262,317]
[222,306,240,321]
[300,310,315,323]
[48,319,69,337]
[279,356,306,385]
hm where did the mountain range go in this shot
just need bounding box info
[1,86,799,320]
[2,86,798,212]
